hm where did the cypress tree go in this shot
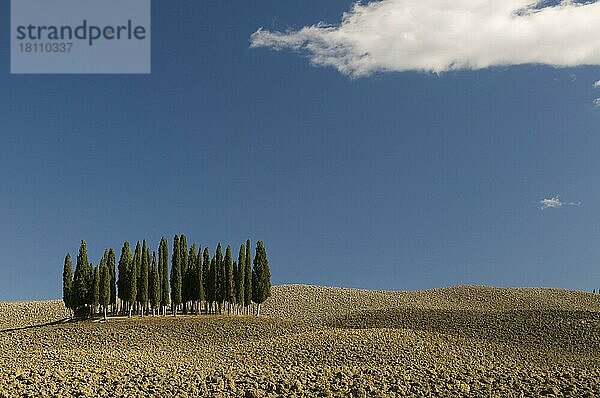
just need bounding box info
[215,243,224,313]
[236,244,245,308]
[99,261,110,320]
[202,247,210,313]
[207,256,216,313]
[156,242,162,313]
[149,251,160,315]
[233,261,238,313]
[133,241,142,312]
[202,247,210,297]
[85,260,95,313]
[73,240,91,314]
[188,244,198,310]
[62,253,74,316]
[180,234,188,312]
[107,248,117,313]
[159,237,170,315]
[244,239,252,312]
[98,249,108,314]
[139,241,149,316]
[196,247,205,308]
[170,235,182,315]
[252,240,272,316]
[92,265,100,315]
[126,252,137,317]
[224,245,234,312]
[101,249,108,272]
[117,241,131,311]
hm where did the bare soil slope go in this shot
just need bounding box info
[0,285,599,397]
[263,284,600,321]
[0,300,66,331]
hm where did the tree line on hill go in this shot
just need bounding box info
[62,236,271,320]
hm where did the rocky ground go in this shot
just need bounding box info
[1,285,599,397]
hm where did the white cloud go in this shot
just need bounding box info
[539,196,581,210]
[594,98,600,107]
[250,0,600,77]
[540,196,562,210]
[593,80,600,88]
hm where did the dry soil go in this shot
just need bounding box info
[0,285,599,397]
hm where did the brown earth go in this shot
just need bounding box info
[1,285,599,397]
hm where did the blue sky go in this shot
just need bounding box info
[1,1,600,300]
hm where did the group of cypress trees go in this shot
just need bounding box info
[62,236,271,320]
[62,243,117,319]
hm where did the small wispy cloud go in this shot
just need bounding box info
[594,98,600,107]
[540,196,581,210]
[593,80,600,88]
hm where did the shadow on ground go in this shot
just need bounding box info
[0,318,70,333]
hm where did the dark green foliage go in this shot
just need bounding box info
[180,234,188,304]
[139,240,149,306]
[133,241,142,303]
[107,248,116,306]
[92,265,100,309]
[236,245,245,306]
[207,256,216,306]
[127,254,137,309]
[99,261,110,311]
[188,244,198,301]
[224,245,234,303]
[96,253,106,310]
[73,240,91,309]
[196,249,205,302]
[252,240,272,306]
[62,253,74,311]
[215,243,224,303]
[101,249,108,270]
[149,251,160,311]
[233,261,238,303]
[63,236,271,318]
[99,250,106,272]
[170,235,182,306]
[117,241,131,303]
[202,247,210,296]
[159,237,170,308]
[244,239,252,306]
[122,243,137,312]
[85,262,95,306]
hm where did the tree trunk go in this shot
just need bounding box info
[103,308,107,321]
[256,303,261,317]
